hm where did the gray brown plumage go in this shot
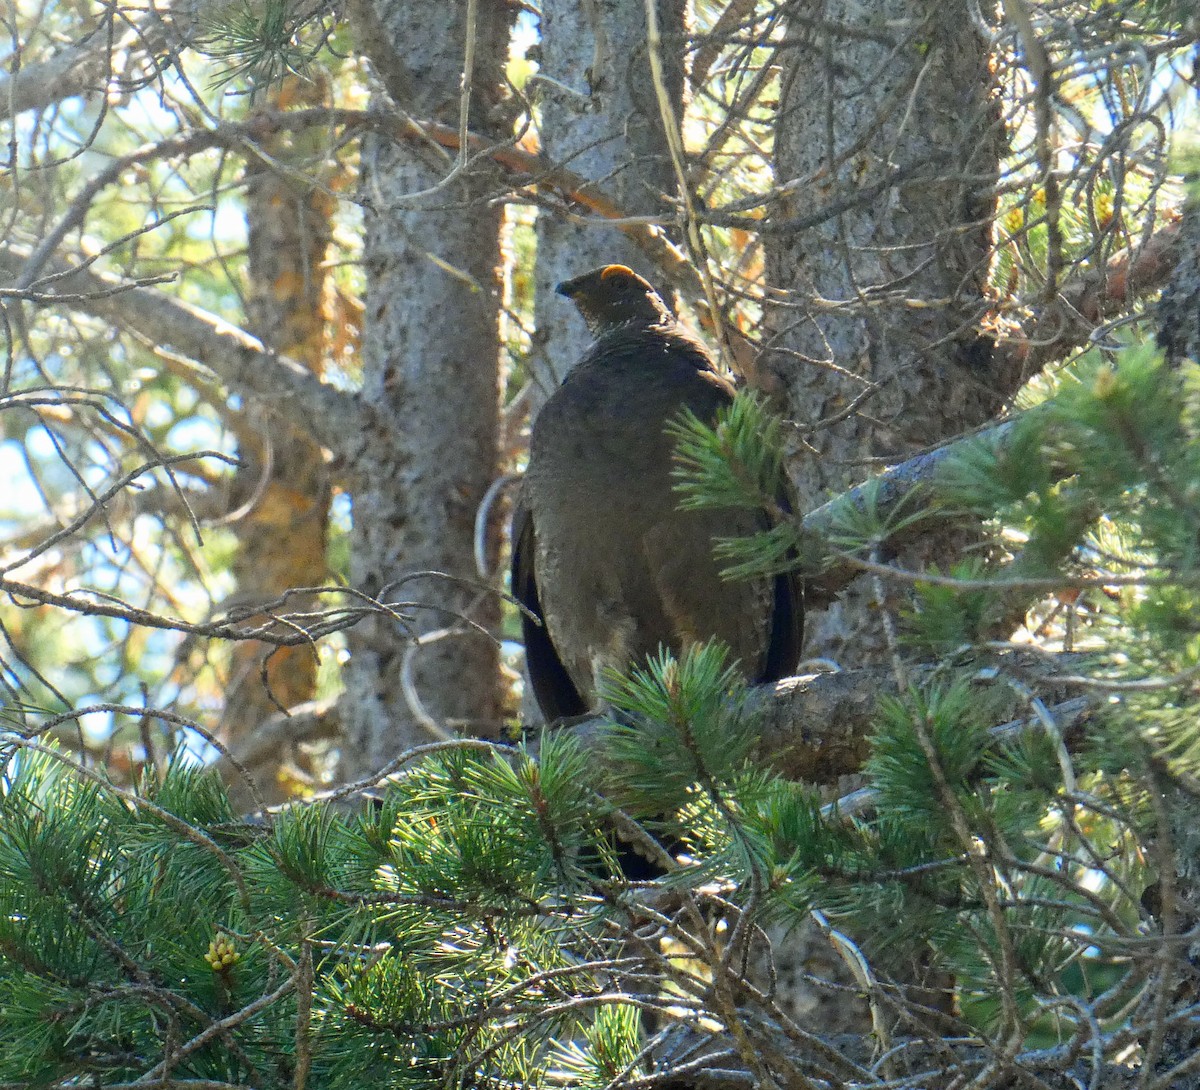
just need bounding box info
[512,264,802,721]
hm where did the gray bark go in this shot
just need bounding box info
[765,0,1006,665]
[521,0,688,725]
[0,245,361,445]
[757,0,1006,1034]
[1156,201,1200,1063]
[530,0,688,400]
[1158,198,1200,366]
[341,1,513,775]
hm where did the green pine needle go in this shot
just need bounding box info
[669,390,787,513]
[597,643,754,815]
[196,0,317,91]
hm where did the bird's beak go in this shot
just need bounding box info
[555,275,582,299]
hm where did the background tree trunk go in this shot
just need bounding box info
[520,0,688,723]
[226,74,335,805]
[1159,198,1200,367]
[529,0,688,402]
[341,0,514,775]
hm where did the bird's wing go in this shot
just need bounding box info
[763,563,804,682]
[511,494,588,721]
[761,483,805,682]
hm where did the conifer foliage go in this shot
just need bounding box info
[5,338,1200,1083]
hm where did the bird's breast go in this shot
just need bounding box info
[523,357,772,703]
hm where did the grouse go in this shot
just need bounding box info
[512,264,803,721]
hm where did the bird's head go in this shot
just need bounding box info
[556,265,675,337]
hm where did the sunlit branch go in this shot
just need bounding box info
[0,245,364,454]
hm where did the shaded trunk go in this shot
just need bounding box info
[754,0,1007,1033]
[530,0,688,400]
[765,0,1006,664]
[227,75,334,804]
[522,0,687,723]
[1158,198,1200,367]
[341,1,513,775]
[1154,203,1200,1064]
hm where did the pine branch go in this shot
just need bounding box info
[799,431,992,610]
[0,244,361,453]
[536,651,1094,789]
[1004,215,1183,380]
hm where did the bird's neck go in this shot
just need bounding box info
[589,314,677,339]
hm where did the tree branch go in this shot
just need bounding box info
[0,1,287,122]
[751,660,1093,785]
[797,417,1021,609]
[0,245,364,455]
[998,216,1182,381]
[547,652,1092,789]
[216,699,341,783]
[0,37,114,121]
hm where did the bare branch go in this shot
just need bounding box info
[0,245,364,454]
[1001,216,1183,379]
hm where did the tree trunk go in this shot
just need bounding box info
[340,1,513,777]
[530,0,688,401]
[1158,198,1200,367]
[766,0,1008,666]
[522,0,687,724]
[226,75,334,805]
[1154,202,1200,1064]
[755,0,1008,1033]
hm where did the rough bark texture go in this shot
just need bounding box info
[225,75,334,806]
[766,0,1008,667]
[520,0,688,726]
[756,0,1007,1034]
[1158,198,1200,366]
[1156,198,1200,1063]
[530,0,688,401]
[545,657,1091,794]
[341,1,512,775]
